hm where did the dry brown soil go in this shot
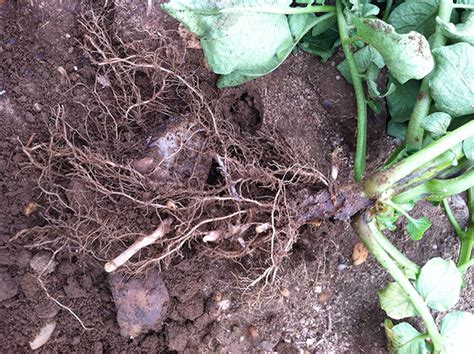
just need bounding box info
[1,0,473,353]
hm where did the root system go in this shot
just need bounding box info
[14,6,330,283]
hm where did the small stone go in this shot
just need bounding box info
[338,264,347,271]
[34,299,60,319]
[352,242,369,266]
[318,290,331,303]
[0,272,18,302]
[335,75,341,81]
[18,95,27,103]
[306,338,315,346]
[109,270,169,337]
[30,251,57,275]
[322,99,334,111]
[33,103,42,112]
[280,287,291,297]
[25,112,35,123]
[16,248,32,268]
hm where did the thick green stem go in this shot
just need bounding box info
[336,0,367,182]
[468,187,474,226]
[353,214,445,353]
[365,120,474,198]
[393,168,474,204]
[382,0,393,21]
[403,0,453,151]
[369,221,420,276]
[393,145,463,193]
[458,236,474,269]
[405,82,432,151]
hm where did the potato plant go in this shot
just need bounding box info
[162,0,474,352]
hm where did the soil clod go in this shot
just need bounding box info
[109,271,170,337]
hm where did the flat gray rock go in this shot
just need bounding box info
[109,271,170,337]
[0,271,18,302]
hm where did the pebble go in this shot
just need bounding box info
[0,272,18,302]
[30,251,57,275]
[335,75,341,81]
[25,112,35,123]
[34,299,60,319]
[306,338,315,346]
[109,270,170,337]
[338,264,347,271]
[18,95,27,103]
[322,99,334,110]
[33,103,42,112]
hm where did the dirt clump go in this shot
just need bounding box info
[109,271,170,337]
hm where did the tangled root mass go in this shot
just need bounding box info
[16,7,329,283]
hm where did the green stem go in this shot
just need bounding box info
[404,81,432,151]
[384,200,417,223]
[336,0,367,182]
[365,120,474,198]
[457,188,474,268]
[403,0,453,151]
[468,187,474,226]
[453,4,474,10]
[443,199,464,238]
[382,0,393,21]
[458,257,474,273]
[393,168,474,204]
[353,214,445,353]
[458,236,474,269]
[394,145,463,194]
[369,221,420,276]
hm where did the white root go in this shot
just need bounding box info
[255,223,271,234]
[104,218,173,272]
[30,321,56,350]
[203,230,222,243]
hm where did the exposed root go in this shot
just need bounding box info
[14,6,328,283]
[105,218,173,272]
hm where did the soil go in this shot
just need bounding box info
[1,1,473,353]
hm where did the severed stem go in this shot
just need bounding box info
[105,218,173,272]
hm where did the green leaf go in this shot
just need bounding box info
[386,76,421,123]
[420,112,452,138]
[440,312,474,353]
[354,18,434,84]
[337,45,384,84]
[162,1,331,87]
[299,13,340,61]
[415,258,462,311]
[379,282,418,319]
[430,43,474,117]
[463,135,474,160]
[384,320,430,354]
[387,0,439,38]
[437,11,474,46]
[345,0,380,19]
[388,121,408,140]
[383,145,410,169]
[376,206,399,231]
[406,217,431,241]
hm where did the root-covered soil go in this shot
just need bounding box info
[1,0,472,352]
